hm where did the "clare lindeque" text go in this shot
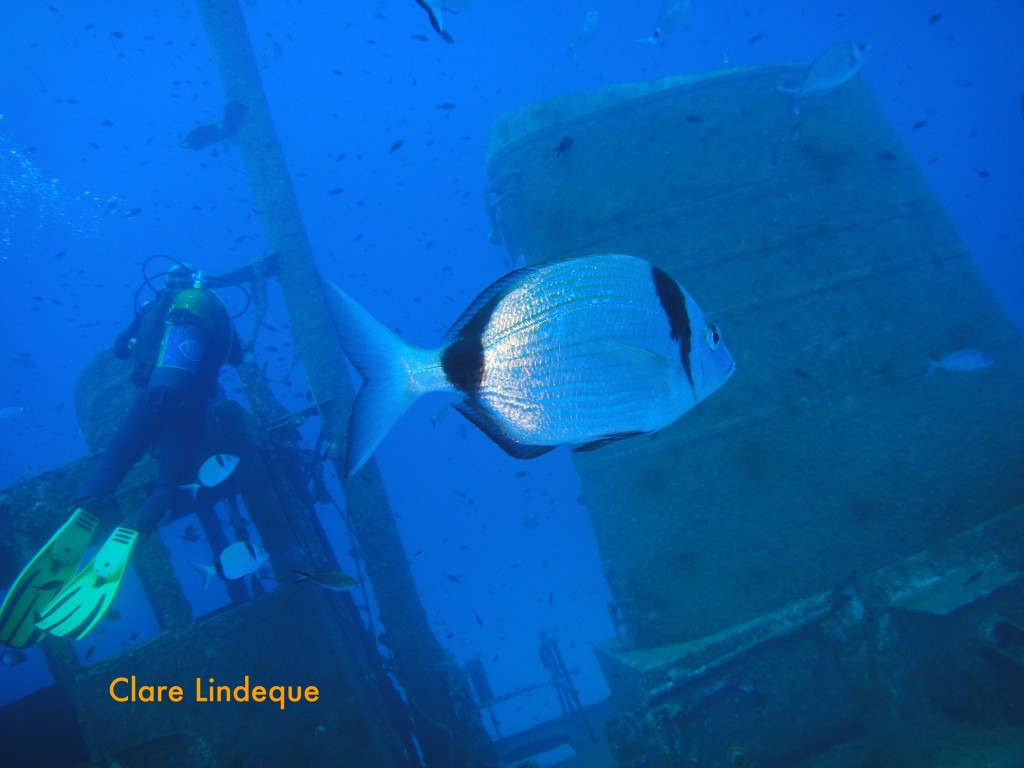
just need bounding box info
[109,675,319,710]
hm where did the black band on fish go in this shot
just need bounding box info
[442,276,524,393]
[442,337,484,393]
[442,304,495,393]
[651,266,693,387]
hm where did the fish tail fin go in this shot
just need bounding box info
[776,85,801,115]
[923,356,938,378]
[325,281,443,477]
[190,561,217,588]
[293,570,310,583]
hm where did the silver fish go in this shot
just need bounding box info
[198,453,240,487]
[0,406,27,421]
[925,349,993,378]
[638,0,690,46]
[569,11,599,53]
[327,254,735,476]
[294,569,357,592]
[179,453,240,501]
[777,41,870,115]
[191,541,269,587]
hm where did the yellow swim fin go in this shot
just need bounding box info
[35,527,138,641]
[0,508,99,648]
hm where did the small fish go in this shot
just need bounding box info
[777,41,870,115]
[911,119,928,130]
[326,253,735,476]
[263,37,283,61]
[0,406,27,421]
[638,0,689,46]
[928,13,942,24]
[181,122,222,151]
[199,453,240,487]
[2,649,28,667]
[221,509,251,530]
[180,523,201,544]
[191,541,269,587]
[180,454,240,500]
[293,569,357,591]
[472,608,484,626]
[389,139,405,153]
[924,349,993,378]
[569,11,598,53]
[554,136,574,156]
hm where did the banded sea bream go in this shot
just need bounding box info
[327,253,735,476]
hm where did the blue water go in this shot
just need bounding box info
[1,0,1022,760]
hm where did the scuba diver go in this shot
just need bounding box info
[0,260,243,648]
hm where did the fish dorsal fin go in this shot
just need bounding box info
[443,262,551,343]
[445,255,639,342]
[454,401,556,461]
[442,263,560,395]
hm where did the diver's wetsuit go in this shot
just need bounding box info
[77,282,242,532]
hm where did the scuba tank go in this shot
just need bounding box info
[149,272,221,389]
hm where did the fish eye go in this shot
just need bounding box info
[706,325,721,350]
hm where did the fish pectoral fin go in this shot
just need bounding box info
[454,402,555,460]
[593,340,678,390]
[594,338,674,365]
[775,85,801,115]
